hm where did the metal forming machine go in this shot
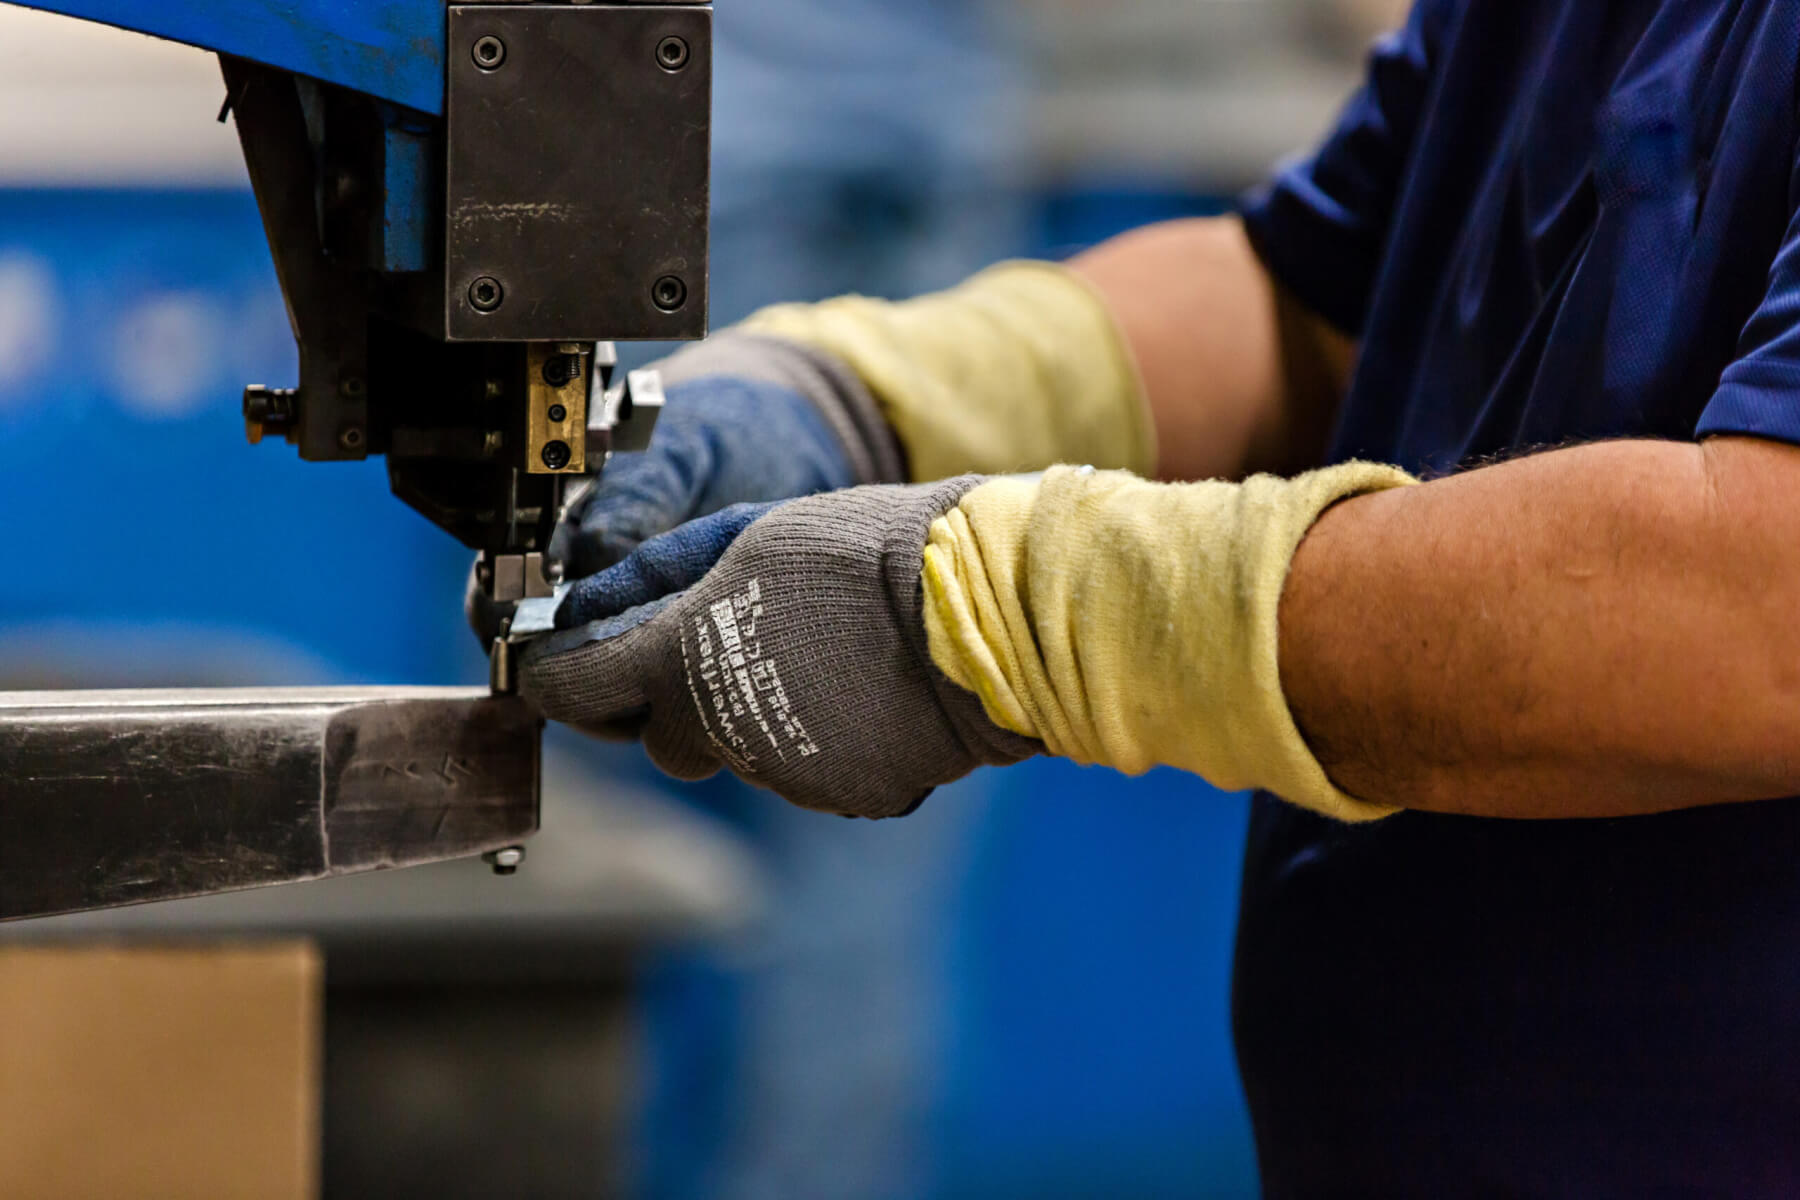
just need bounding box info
[0,0,711,920]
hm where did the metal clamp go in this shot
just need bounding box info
[586,365,666,464]
[488,584,569,697]
[488,551,557,604]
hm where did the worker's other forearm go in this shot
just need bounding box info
[1072,217,1352,482]
[1279,435,1800,818]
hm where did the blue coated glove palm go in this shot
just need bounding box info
[467,333,903,644]
[553,333,907,579]
[520,481,1037,818]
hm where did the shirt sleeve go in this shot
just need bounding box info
[1237,1,1455,337]
[1697,182,1800,445]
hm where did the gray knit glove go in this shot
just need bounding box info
[518,478,1039,818]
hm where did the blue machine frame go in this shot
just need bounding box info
[11,0,446,115]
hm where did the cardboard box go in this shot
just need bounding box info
[0,942,321,1200]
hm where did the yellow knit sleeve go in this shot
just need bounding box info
[920,463,1417,822]
[741,261,1155,482]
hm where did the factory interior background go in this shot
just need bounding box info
[0,2,1405,1196]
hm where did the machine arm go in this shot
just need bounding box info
[0,1,711,920]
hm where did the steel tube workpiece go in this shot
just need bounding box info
[0,688,541,922]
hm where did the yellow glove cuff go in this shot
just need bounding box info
[921,463,1417,822]
[741,261,1154,482]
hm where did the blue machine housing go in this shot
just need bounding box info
[14,0,447,115]
[13,1,445,272]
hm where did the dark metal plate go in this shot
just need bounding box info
[445,4,712,342]
[0,688,541,921]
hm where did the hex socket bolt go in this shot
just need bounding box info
[469,276,505,312]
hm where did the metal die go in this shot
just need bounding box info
[526,342,590,475]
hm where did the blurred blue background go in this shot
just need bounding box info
[0,2,1402,1195]
[0,188,474,690]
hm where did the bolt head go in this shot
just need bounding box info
[473,35,506,70]
[656,36,690,71]
[469,276,505,312]
[652,274,687,312]
[541,355,579,388]
[484,846,526,876]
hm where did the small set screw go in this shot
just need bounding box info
[656,36,690,71]
[652,275,687,312]
[541,354,581,388]
[469,276,504,312]
[473,35,506,71]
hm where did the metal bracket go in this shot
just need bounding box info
[587,365,666,464]
[444,3,711,343]
[527,342,592,475]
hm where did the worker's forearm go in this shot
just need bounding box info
[1071,216,1352,482]
[742,262,1154,481]
[1279,436,1800,818]
[738,216,1338,486]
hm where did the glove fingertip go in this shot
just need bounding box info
[645,741,724,783]
[569,710,652,744]
[891,788,934,819]
[517,621,662,730]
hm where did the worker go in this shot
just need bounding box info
[521,2,1800,1191]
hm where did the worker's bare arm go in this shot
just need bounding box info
[1279,435,1800,818]
[1071,217,1353,482]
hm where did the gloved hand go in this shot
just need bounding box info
[554,332,907,579]
[466,332,907,643]
[471,258,1152,642]
[518,478,1038,818]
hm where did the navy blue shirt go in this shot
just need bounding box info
[1236,3,1800,1194]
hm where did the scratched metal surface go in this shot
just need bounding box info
[442,3,711,341]
[0,686,539,921]
[8,0,446,114]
